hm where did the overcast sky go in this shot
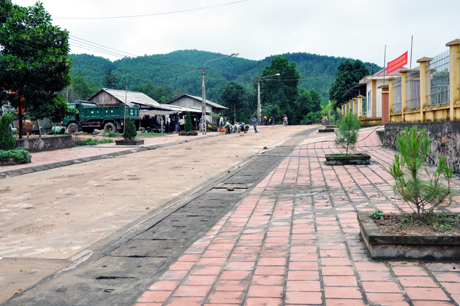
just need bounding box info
[12,0,460,68]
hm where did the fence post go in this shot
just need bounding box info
[380,84,389,124]
[388,79,394,123]
[357,95,363,118]
[446,39,460,121]
[352,98,357,117]
[417,57,433,123]
[400,69,409,123]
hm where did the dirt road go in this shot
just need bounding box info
[0,125,319,304]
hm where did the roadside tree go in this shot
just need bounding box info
[328,59,368,108]
[0,1,72,138]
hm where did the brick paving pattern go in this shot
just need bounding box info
[133,130,460,306]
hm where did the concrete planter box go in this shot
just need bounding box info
[318,128,335,133]
[358,213,460,260]
[0,157,31,166]
[325,153,370,165]
[16,135,72,152]
[115,139,144,145]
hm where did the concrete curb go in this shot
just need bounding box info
[0,133,221,179]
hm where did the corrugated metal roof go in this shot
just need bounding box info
[88,88,161,108]
[166,94,228,109]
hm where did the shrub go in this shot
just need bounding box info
[123,117,137,140]
[99,138,114,144]
[0,148,31,163]
[104,131,118,137]
[187,130,198,136]
[390,126,455,215]
[334,113,360,156]
[184,111,193,132]
[0,112,16,150]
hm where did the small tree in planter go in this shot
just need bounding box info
[123,117,137,140]
[390,126,454,215]
[184,112,193,132]
[0,112,16,150]
[116,117,144,145]
[334,112,360,156]
[0,112,31,164]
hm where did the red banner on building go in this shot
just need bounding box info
[387,51,408,74]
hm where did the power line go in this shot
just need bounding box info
[69,35,199,69]
[55,0,248,20]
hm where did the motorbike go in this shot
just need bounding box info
[237,122,249,133]
[225,122,233,134]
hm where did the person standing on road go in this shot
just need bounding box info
[219,115,224,128]
[283,115,288,126]
[252,116,258,133]
[271,116,274,126]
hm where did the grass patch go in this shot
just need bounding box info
[139,132,171,138]
[73,138,114,146]
[103,131,119,137]
[329,153,364,157]
[0,148,31,163]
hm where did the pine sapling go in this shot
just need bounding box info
[123,117,137,140]
[390,126,455,215]
[334,112,360,156]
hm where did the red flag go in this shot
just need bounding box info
[387,51,408,74]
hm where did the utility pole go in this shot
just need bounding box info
[257,73,280,125]
[199,53,239,135]
[123,73,128,134]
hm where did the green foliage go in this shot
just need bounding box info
[0,112,16,150]
[102,69,119,89]
[70,50,379,109]
[132,83,181,103]
[103,131,119,137]
[370,210,384,220]
[184,111,193,132]
[123,117,137,140]
[187,130,198,136]
[58,71,100,102]
[218,81,251,123]
[334,113,360,155]
[259,56,300,121]
[0,147,30,163]
[140,132,169,138]
[99,138,114,144]
[329,59,369,107]
[389,126,455,215]
[0,1,72,121]
[73,138,113,146]
[27,96,72,124]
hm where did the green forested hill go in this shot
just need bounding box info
[70,50,379,103]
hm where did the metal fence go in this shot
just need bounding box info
[392,77,402,111]
[367,93,372,117]
[406,70,420,109]
[427,50,450,106]
[375,96,382,117]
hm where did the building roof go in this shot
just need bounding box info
[166,94,228,110]
[359,66,407,84]
[88,88,161,108]
[342,84,367,99]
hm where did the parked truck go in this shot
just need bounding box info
[62,100,140,134]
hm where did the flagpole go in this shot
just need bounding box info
[410,35,413,70]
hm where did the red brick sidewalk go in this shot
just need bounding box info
[134,130,460,306]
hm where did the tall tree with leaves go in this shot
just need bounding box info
[102,69,119,89]
[0,0,72,138]
[218,81,249,123]
[328,59,369,108]
[259,56,300,120]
